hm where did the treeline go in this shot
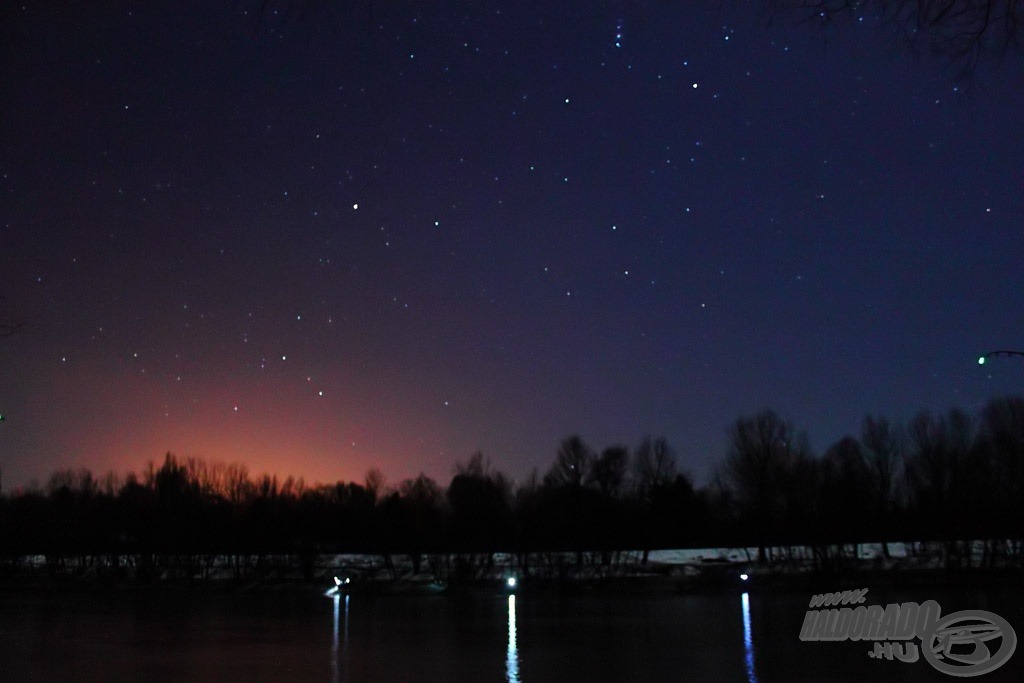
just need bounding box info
[1,396,1023,577]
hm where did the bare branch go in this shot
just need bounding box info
[762,0,1024,77]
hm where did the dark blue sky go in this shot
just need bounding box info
[2,1,1022,489]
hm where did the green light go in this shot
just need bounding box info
[978,356,986,365]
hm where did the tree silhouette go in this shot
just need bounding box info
[0,296,27,429]
[633,436,678,502]
[818,436,873,554]
[535,437,608,568]
[588,445,630,498]
[447,452,512,570]
[966,396,1024,563]
[764,0,1024,77]
[647,472,704,549]
[0,296,28,338]
[903,408,980,564]
[859,414,904,558]
[387,473,443,572]
[979,396,1024,522]
[723,409,811,563]
[544,434,594,488]
[5,396,1024,580]
[363,467,385,505]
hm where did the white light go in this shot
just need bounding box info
[741,592,756,680]
[507,594,519,682]
[978,356,986,365]
[740,573,749,581]
[334,576,342,586]
[506,577,517,588]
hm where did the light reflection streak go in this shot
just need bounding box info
[331,593,350,683]
[741,592,758,683]
[507,594,521,682]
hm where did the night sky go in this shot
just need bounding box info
[2,1,1023,491]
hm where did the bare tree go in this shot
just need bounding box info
[860,414,904,557]
[978,396,1024,504]
[633,436,678,500]
[396,472,443,573]
[978,396,1024,558]
[904,408,979,563]
[364,467,385,504]
[0,296,28,424]
[905,409,974,511]
[589,446,630,498]
[454,450,489,478]
[225,462,253,504]
[447,451,513,560]
[724,410,811,563]
[0,318,26,338]
[544,434,594,488]
[820,436,873,551]
[398,472,442,509]
[763,0,1024,77]
[46,468,98,498]
[0,296,29,338]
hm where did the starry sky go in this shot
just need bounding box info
[2,1,1023,491]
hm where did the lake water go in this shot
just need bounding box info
[1,584,1021,682]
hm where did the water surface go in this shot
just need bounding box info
[1,585,1020,682]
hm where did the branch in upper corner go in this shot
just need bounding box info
[759,0,1024,79]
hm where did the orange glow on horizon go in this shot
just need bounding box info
[17,361,455,490]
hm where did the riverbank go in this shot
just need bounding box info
[2,541,1020,596]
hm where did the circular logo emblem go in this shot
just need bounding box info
[921,610,1016,677]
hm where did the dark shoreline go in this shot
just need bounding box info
[1,561,1019,598]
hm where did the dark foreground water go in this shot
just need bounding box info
[1,583,1021,682]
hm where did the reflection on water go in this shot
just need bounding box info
[507,594,521,682]
[741,592,758,683]
[331,594,349,683]
[4,586,1019,682]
